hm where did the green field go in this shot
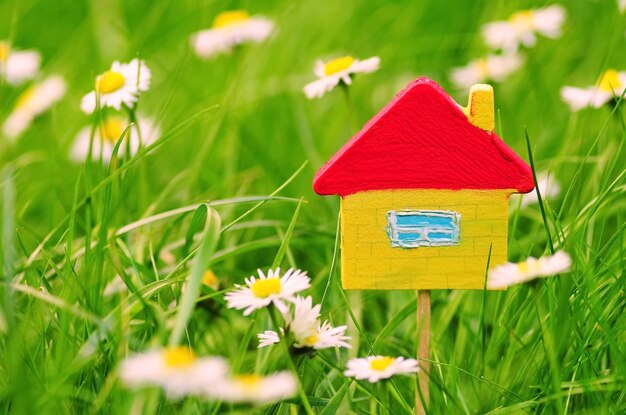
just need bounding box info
[1,0,625,414]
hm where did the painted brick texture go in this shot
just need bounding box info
[340,189,512,290]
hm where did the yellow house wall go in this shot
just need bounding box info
[340,189,513,290]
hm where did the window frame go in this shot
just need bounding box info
[386,209,461,248]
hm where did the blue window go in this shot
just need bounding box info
[386,210,460,248]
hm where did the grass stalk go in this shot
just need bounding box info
[268,306,315,415]
[530,283,564,414]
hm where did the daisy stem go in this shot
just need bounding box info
[370,395,378,415]
[127,107,147,209]
[128,107,143,149]
[379,382,389,415]
[340,83,359,133]
[82,101,102,285]
[268,306,314,415]
[530,283,564,413]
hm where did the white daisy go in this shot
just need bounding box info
[70,115,160,162]
[303,55,380,99]
[312,321,352,349]
[0,41,41,85]
[344,356,419,383]
[620,0,626,13]
[119,347,228,399]
[450,52,524,89]
[209,372,297,404]
[560,69,626,111]
[2,75,66,139]
[224,268,310,316]
[80,59,151,114]
[487,251,572,289]
[515,172,561,207]
[190,10,274,59]
[482,5,566,52]
[257,296,350,349]
[257,330,281,348]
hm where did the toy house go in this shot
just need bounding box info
[313,77,534,290]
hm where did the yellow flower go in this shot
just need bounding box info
[344,356,419,383]
[304,55,380,99]
[70,115,160,162]
[257,296,350,350]
[190,11,274,58]
[2,75,66,139]
[561,69,626,112]
[0,40,40,85]
[323,56,355,76]
[450,53,523,89]
[80,59,151,114]
[225,268,310,316]
[369,356,395,371]
[488,251,572,289]
[212,10,250,28]
[209,371,297,404]
[482,5,566,52]
[119,347,228,399]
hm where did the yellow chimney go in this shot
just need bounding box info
[462,84,494,132]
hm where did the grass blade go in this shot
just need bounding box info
[169,205,221,345]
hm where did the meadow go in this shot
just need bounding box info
[0,0,625,414]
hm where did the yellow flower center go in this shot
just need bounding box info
[370,356,395,371]
[324,56,355,76]
[15,86,36,110]
[517,260,540,275]
[509,10,535,30]
[213,10,250,28]
[517,261,529,274]
[162,346,196,368]
[598,69,622,92]
[234,374,261,389]
[476,58,490,79]
[301,334,318,347]
[100,117,125,143]
[202,270,218,288]
[0,42,9,63]
[250,277,281,298]
[96,70,125,94]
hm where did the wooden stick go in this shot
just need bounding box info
[416,290,430,415]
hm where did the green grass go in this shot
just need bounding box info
[1,0,625,413]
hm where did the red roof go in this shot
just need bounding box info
[313,77,534,197]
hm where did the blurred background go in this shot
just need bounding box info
[0,0,625,414]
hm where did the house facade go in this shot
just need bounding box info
[314,78,534,290]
